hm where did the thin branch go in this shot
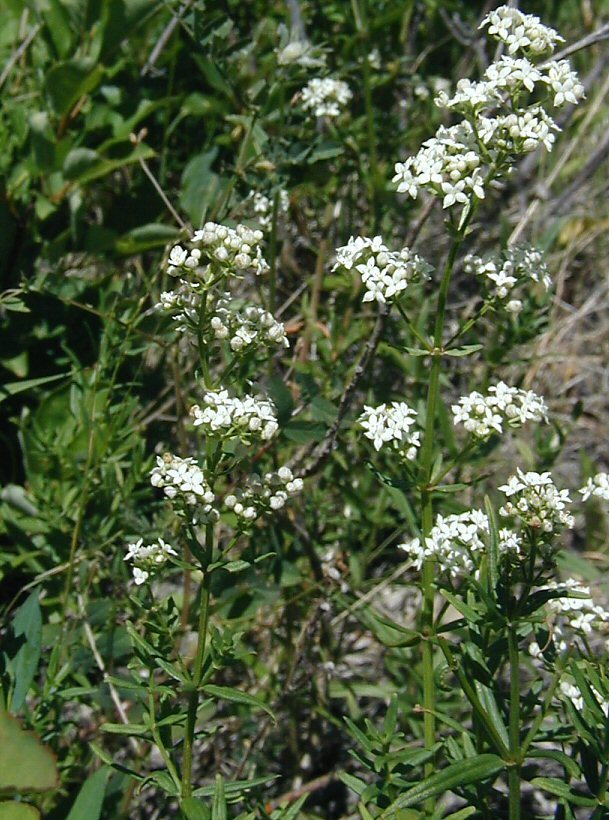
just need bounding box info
[141,1,193,76]
[0,23,41,90]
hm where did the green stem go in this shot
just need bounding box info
[181,521,214,800]
[508,625,522,820]
[417,220,471,793]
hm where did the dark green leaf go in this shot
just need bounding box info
[10,592,42,713]
[65,766,110,820]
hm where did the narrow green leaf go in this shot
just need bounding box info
[445,344,483,357]
[202,685,275,721]
[192,774,278,797]
[0,373,69,405]
[530,777,596,807]
[211,775,226,820]
[527,749,581,779]
[484,496,499,591]
[380,754,504,813]
[99,722,150,736]
[338,771,367,796]
[65,766,109,820]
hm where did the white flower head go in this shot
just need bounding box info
[358,401,420,460]
[190,390,278,444]
[301,77,352,119]
[580,472,609,502]
[124,537,178,585]
[498,469,574,534]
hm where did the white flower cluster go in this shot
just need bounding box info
[124,537,177,585]
[210,295,289,353]
[225,466,304,523]
[546,579,609,649]
[248,190,290,229]
[498,470,574,534]
[452,381,548,438]
[559,679,609,716]
[150,453,216,519]
[155,286,288,354]
[167,223,269,278]
[580,472,609,502]
[393,120,486,209]
[190,390,278,443]
[398,510,521,579]
[464,247,551,314]
[393,7,583,211]
[358,402,420,460]
[333,235,431,304]
[301,77,352,118]
[157,278,202,330]
[479,6,564,56]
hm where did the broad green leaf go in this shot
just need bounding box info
[9,592,42,713]
[282,420,326,443]
[180,149,222,226]
[63,144,155,184]
[202,685,275,721]
[65,766,109,820]
[44,59,105,118]
[0,804,40,819]
[380,754,504,812]
[115,223,181,255]
[0,713,58,792]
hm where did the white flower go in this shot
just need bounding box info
[190,222,269,277]
[150,453,217,520]
[580,472,609,502]
[301,77,352,118]
[191,390,278,443]
[464,246,551,309]
[225,466,303,525]
[543,60,585,107]
[452,382,547,438]
[479,6,564,56]
[398,510,521,579]
[334,235,431,304]
[247,189,290,229]
[358,402,420,459]
[124,537,178,585]
[559,678,609,716]
[498,469,574,533]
